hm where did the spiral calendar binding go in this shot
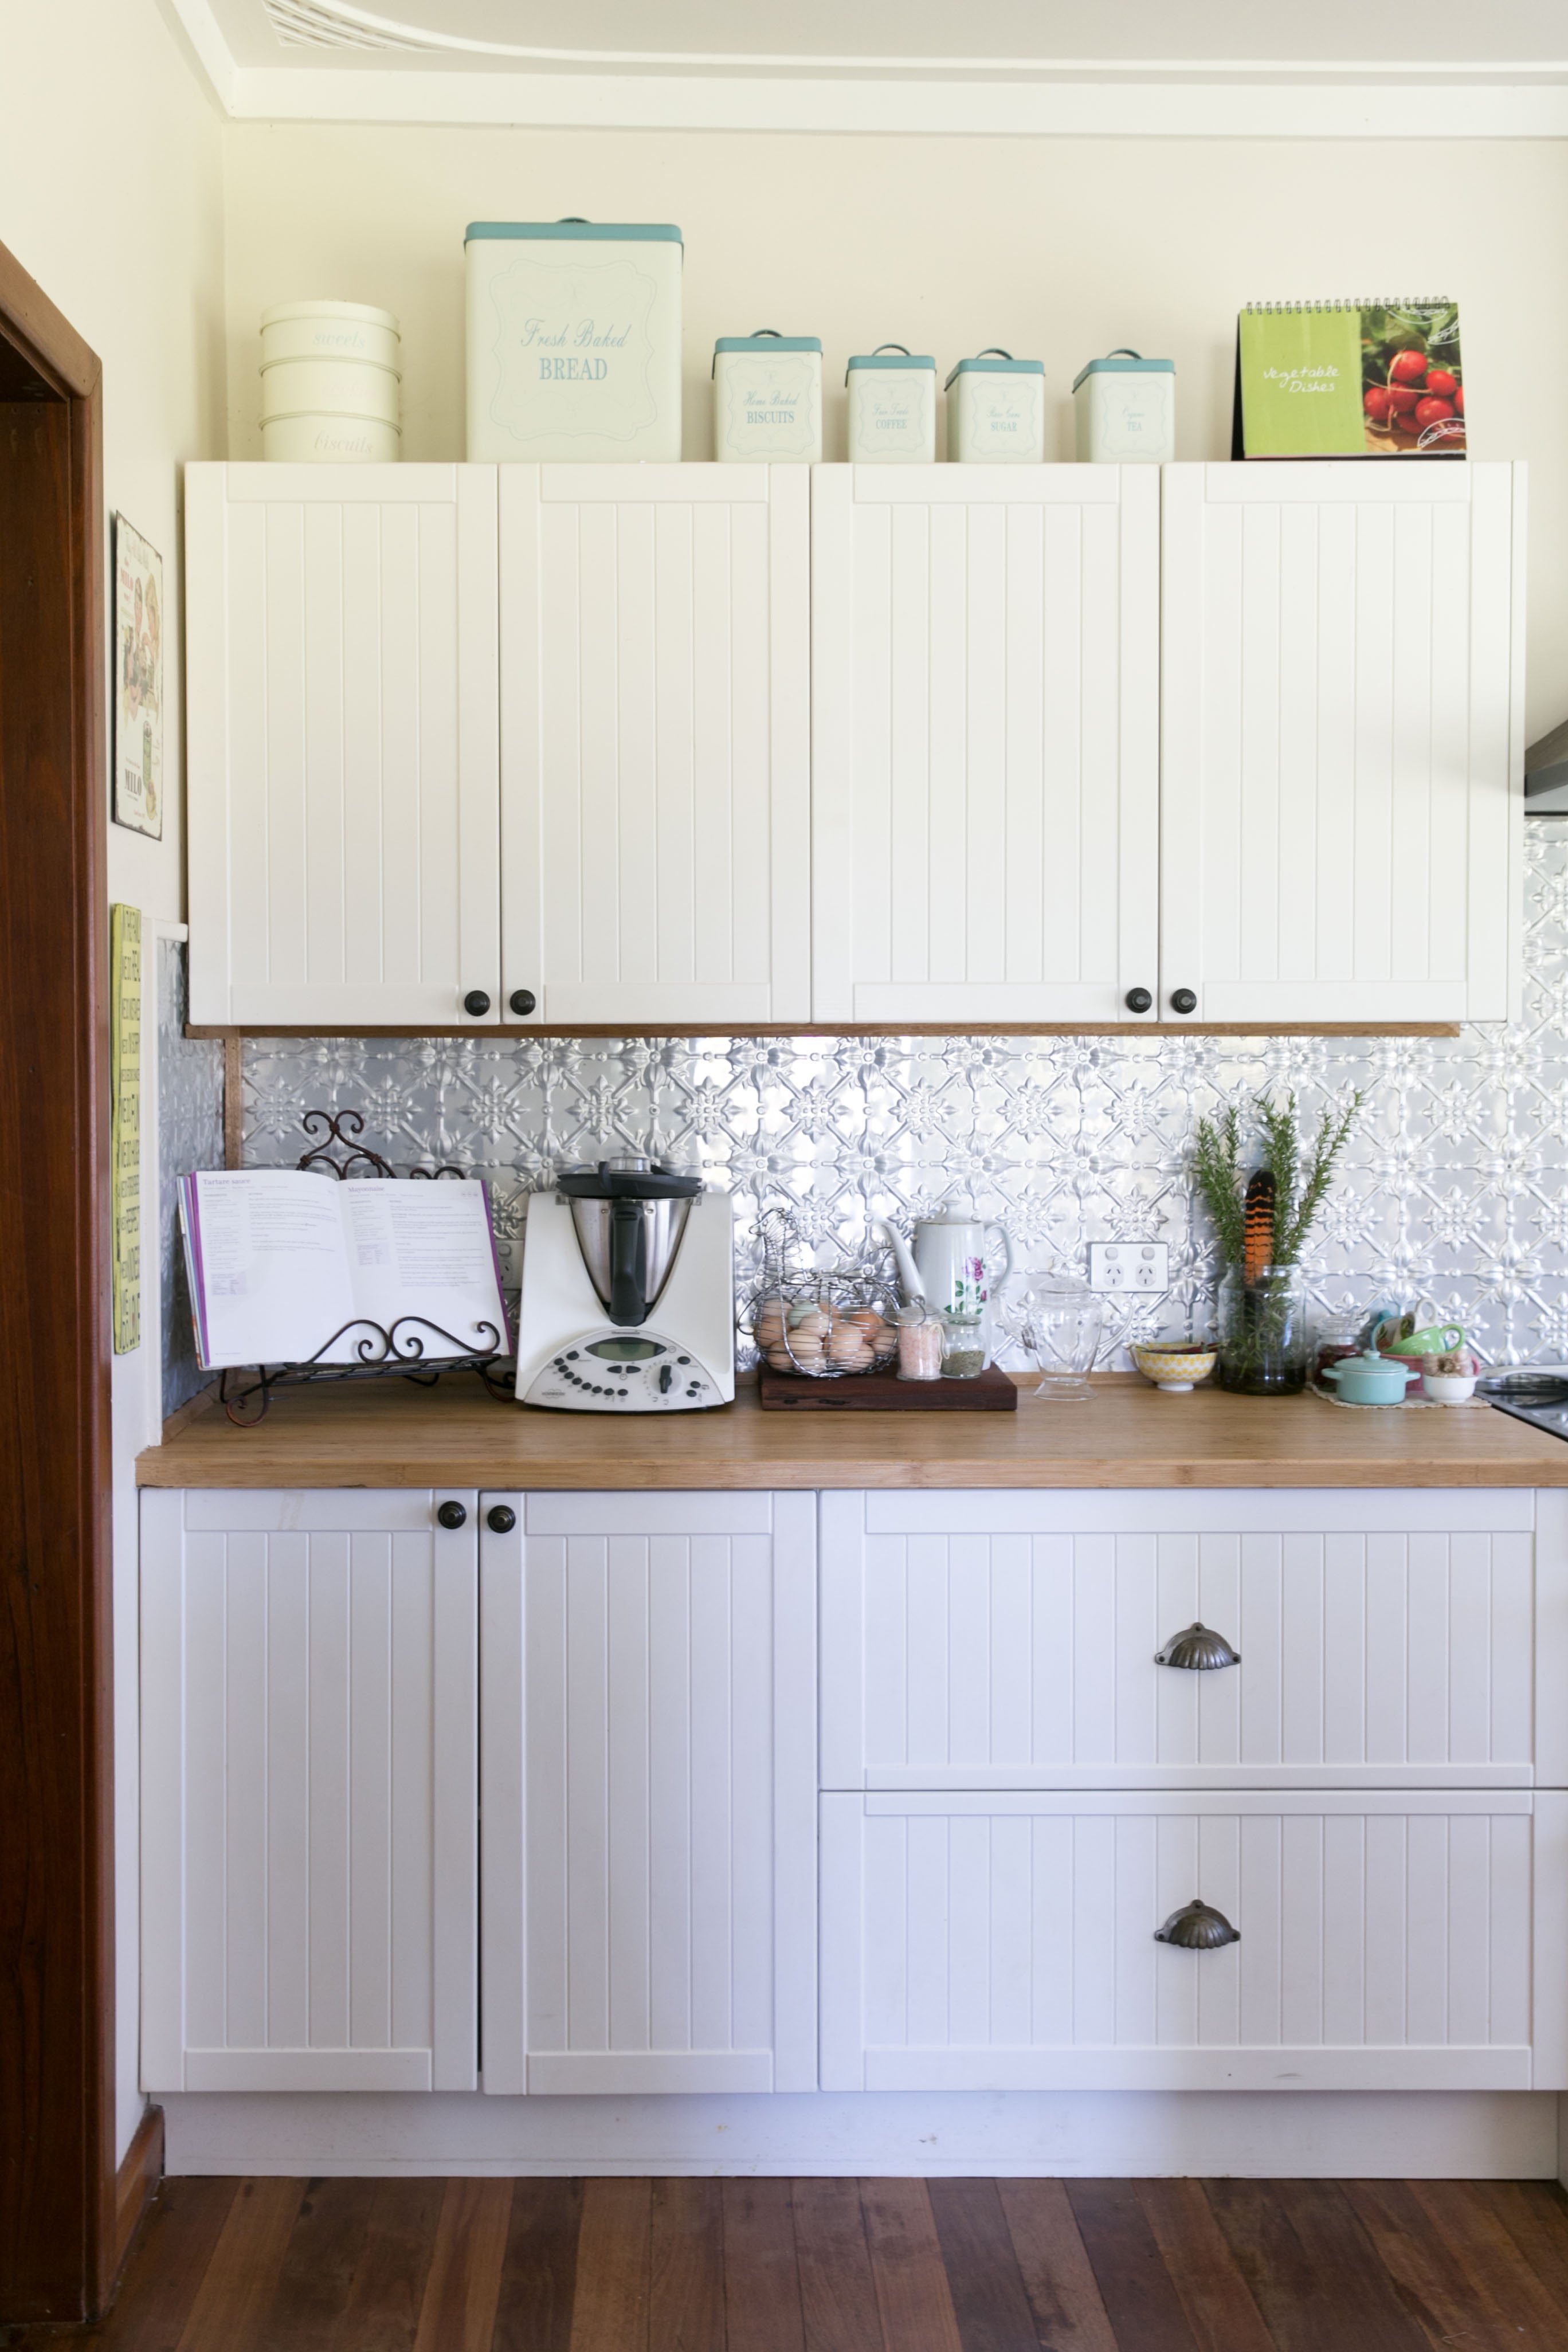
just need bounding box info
[1243,298,1453,314]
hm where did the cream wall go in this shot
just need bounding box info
[222,123,1568,742]
[0,0,225,2163]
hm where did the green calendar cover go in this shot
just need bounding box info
[1234,300,1465,459]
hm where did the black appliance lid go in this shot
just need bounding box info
[1477,1371,1568,1408]
[555,1155,703,1202]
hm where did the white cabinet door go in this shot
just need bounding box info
[499,465,811,1026]
[140,1488,479,2093]
[821,1786,1567,2093]
[186,462,501,1028]
[480,1491,817,2094]
[820,1489,1545,1792]
[810,464,1161,1025]
[1161,461,1524,1025]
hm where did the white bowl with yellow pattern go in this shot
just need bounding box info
[1132,1342,1218,1393]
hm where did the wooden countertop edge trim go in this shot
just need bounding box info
[134,1378,1568,1491]
[133,1461,1563,1489]
[189,1022,1463,1041]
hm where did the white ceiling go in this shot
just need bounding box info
[164,0,1568,130]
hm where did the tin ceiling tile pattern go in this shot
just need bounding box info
[240,818,1568,1369]
[159,939,226,1415]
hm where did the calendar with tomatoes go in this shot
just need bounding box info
[1234,299,1465,459]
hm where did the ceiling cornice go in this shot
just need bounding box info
[164,1,1568,134]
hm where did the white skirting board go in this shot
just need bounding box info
[162,2088,1559,2181]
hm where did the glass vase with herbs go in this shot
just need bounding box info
[1191,1091,1360,1397]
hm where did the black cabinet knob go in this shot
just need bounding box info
[508,989,537,1017]
[1124,987,1153,1014]
[462,990,492,1018]
[436,1500,468,1530]
[1170,988,1198,1016]
[486,1504,517,1535]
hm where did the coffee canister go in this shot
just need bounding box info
[712,331,822,462]
[260,300,402,464]
[944,350,1046,462]
[845,346,937,464]
[1072,349,1176,463]
[466,218,683,462]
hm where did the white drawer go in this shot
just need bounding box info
[820,1492,1544,1789]
[820,1787,1568,2093]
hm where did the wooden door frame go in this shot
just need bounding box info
[0,237,119,2322]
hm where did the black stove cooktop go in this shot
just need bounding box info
[1479,1371,1568,1440]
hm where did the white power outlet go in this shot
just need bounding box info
[1089,1241,1170,1293]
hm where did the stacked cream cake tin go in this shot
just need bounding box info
[260,301,402,463]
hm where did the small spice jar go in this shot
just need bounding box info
[940,1315,987,1379]
[896,1306,943,1382]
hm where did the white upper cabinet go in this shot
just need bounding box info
[1160,461,1524,1025]
[186,464,501,1028]
[810,465,1162,1026]
[499,465,811,1026]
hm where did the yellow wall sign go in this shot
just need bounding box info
[111,903,142,1353]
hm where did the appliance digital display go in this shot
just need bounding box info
[587,1338,664,1361]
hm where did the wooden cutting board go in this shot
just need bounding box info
[758,1364,1018,1411]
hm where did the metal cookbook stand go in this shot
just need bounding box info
[217,1108,516,1425]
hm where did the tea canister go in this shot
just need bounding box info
[466,218,683,463]
[712,331,822,462]
[1072,349,1175,463]
[260,299,402,464]
[845,346,936,464]
[944,350,1046,463]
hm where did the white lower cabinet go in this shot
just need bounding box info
[821,1786,1567,2092]
[479,1491,818,2094]
[140,1488,480,2094]
[819,1489,1568,2095]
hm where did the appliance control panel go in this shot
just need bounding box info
[521,1330,725,1412]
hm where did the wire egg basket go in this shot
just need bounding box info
[741,1208,900,1378]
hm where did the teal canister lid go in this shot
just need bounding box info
[465,218,683,244]
[944,348,1045,391]
[845,343,937,383]
[1072,347,1175,393]
[712,329,822,376]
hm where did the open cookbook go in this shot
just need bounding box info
[177,1169,509,1371]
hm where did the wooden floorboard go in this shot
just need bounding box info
[8,2175,1568,2352]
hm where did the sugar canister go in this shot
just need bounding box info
[944,350,1046,463]
[845,346,937,464]
[712,331,822,462]
[465,218,683,462]
[1072,350,1175,463]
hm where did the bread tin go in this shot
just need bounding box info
[466,218,683,462]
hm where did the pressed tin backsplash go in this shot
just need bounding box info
[227,819,1568,1373]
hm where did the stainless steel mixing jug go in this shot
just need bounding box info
[555,1157,704,1328]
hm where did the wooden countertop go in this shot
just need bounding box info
[137,1375,1568,1491]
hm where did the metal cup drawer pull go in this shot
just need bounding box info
[1155,1621,1240,1671]
[1155,1899,1240,1950]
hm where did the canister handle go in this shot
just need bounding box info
[1108,347,1143,359]
[750,328,782,338]
[977,348,1014,360]
[872,343,911,356]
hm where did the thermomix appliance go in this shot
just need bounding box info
[513,1158,735,1412]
